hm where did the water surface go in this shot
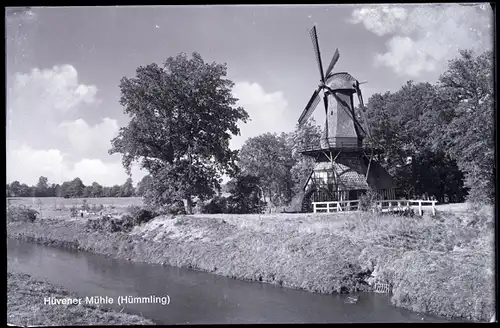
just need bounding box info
[7,239,460,324]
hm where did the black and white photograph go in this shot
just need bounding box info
[6,4,495,325]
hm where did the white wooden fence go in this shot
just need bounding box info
[312,199,437,216]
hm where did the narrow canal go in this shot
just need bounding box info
[7,238,461,324]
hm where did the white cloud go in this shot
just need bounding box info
[349,5,408,36]
[6,143,147,187]
[231,81,290,149]
[57,118,119,157]
[374,36,437,77]
[349,4,493,77]
[9,64,98,114]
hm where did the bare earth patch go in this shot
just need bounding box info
[7,271,154,326]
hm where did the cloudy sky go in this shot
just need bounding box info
[6,4,493,187]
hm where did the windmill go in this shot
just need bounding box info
[299,25,372,153]
[297,25,395,210]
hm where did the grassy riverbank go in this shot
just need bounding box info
[7,271,154,326]
[6,205,495,322]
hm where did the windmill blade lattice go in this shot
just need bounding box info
[325,48,340,79]
[354,81,372,140]
[309,26,326,84]
[299,88,321,125]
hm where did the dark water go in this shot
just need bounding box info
[7,239,459,324]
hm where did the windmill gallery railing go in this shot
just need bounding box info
[312,199,437,216]
[299,140,377,153]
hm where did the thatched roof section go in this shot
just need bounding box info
[305,162,369,190]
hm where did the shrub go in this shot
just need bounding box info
[86,215,128,233]
[358,189,379,212]
[116,214,136,232]
[7,207,38,223]
[126,205,142,217]
[165,201,186,215]
[81,199,90,212]
[69,205,78,218]
[193,200,205,214]
[383,207,415,218]
[124,205,157,224]
[91,204,105,213]
[133,209,156,225]
[226,174,266,214]
[203,196,228,214]
[85,207,158,233]
[463,202,494,230]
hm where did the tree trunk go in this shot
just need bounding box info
[184,196,193,215]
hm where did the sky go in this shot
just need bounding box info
[6,4,493,187]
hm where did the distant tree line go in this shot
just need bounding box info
[6,176,151,198]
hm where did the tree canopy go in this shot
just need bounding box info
[109,52,249,213]
[434,50,494,203]
[238,132,295,206]
[364,49,493,203]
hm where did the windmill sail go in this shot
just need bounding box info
[354,81,372,140]
[299,88,321,125]
[325,49,340,79]
[309,26,325,83]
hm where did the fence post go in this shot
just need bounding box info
[326,202,330,213]
[418,201,423,216]
[313,203,317,214]
[431,201,436,215]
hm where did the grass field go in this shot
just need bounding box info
[7,197,144,208]
[6,197,144,220]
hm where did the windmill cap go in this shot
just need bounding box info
[325,72,359,91]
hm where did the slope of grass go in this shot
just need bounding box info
[6,204,495,322]
[7,271,154,326]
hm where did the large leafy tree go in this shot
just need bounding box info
[35,176,49,197]
[365,81,466,201]
[62,178,85,198]
[433,50,494,203]
[110,52,248,213]
[90,182,103,198]
[120,178,135,197]
[238,132,295,206]
[9,181,22,197]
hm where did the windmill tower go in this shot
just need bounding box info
[298,26,395,212]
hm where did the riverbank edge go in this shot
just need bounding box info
[7,271,155,326]
[6,216,492,322]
